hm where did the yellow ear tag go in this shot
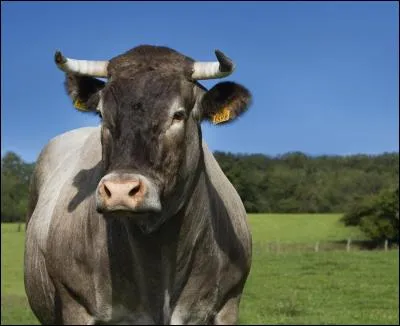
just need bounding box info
[73,99,88,111]
[212,108,231,124]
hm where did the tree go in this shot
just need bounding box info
[1,152,35,222]
[341,186,399,242]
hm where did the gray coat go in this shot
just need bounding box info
[24,126,252,325]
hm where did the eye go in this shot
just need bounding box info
[172,110,186,122]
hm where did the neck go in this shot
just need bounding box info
[97,166,212,323]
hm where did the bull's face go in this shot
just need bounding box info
[55,45,251,232]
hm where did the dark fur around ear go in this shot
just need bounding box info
[64,73,105,112]
[200,81,252,125]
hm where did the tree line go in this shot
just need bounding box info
[214,151,398,214]
[1,150,398,241]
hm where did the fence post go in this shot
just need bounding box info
[384,239,388,251]
[346,238,351,252]
[17,223,21,232]
[314,241,319,253]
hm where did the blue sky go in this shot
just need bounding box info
[1,1,399,163]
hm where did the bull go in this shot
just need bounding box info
[24,45,253,325]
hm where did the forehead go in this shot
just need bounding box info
[102,72,194,114]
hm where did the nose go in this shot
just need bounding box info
[97,177,146,211]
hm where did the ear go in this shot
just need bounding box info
[199,81,252,125]
[64,73,106,113]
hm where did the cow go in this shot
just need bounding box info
[24,45,253,325]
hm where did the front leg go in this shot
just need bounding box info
[54,285,95,325]
[213,295,241,325]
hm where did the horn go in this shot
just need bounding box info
[54,50,109,78]
[191,49,235,80]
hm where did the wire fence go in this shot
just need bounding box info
[254,239,399,254]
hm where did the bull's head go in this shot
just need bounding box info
[55,45,252,232]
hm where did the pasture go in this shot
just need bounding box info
[1,214,399,325]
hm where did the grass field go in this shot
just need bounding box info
[249,213,366,244]
[1,214,399,325]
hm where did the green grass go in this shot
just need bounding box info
[1,215,399,325]
[248,213,366,244]
[1,223,39,325]
[239,250,399,324]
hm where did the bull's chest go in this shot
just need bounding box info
[92,257,222,325]
[91,228,222,324]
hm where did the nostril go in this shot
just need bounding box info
[103,184,112,198]
[128,183,141,197]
